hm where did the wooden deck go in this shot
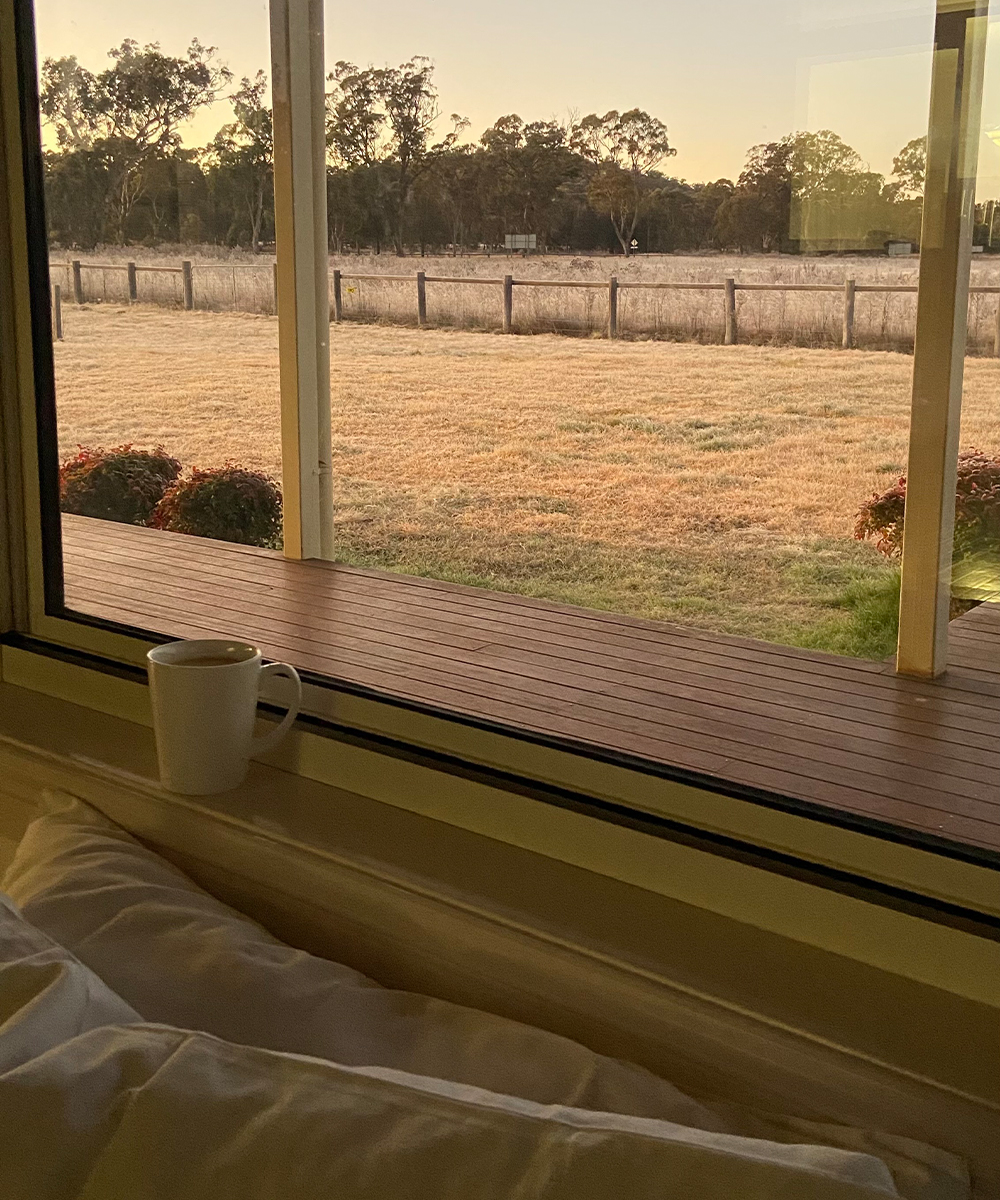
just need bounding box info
[61,514,1000,861]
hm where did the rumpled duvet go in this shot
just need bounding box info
[0,797,973,1200]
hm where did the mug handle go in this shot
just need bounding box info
[252,662,302,757]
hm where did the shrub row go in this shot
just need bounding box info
[855,449,1000,562]
[59,445,282,548]
[855,447,999,614]
[62,443,996,579]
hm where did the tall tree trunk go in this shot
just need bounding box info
[624,209,642,256]
[611,215,629,256]
[249,182,265,254]
[394,161,410,256]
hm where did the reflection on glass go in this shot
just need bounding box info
[950,15,1000,618]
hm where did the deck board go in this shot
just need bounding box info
[61,515,1000,858]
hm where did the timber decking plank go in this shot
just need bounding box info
[66,575,1000,815]
[69,526,1000,722]
[64,553,1000,770]
[71,521,906,671]
[64,518,998,744]
[67,538,1000,745]
[65,554,1000,788]
[61,516,1000,855]
[75,527,1000,719]
[73,525,903,677]
[66,517,1000,720]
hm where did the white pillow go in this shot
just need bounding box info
[1,791,725,1128]
[0,889,140,1074]
[0,1020,903,1200]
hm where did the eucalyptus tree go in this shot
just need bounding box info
[40,39,230,243]
[570,109,676,254]
[326,57,441,253]
[206,72,273,252]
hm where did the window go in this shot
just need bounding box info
[2,0,998,869]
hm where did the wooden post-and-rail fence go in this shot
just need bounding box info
[50,258,1000,355]
[329,268,1000,353]
[53,259,276,334]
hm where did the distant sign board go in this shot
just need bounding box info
[505,234,537,250]
[886,241,913,256]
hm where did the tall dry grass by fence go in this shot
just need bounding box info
[48,249,1000,353]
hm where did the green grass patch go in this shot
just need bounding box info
[332,480,901,659]
[791,570,900,661]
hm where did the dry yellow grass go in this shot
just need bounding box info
[53,303,1000,644]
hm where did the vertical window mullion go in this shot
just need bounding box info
[0,0,59,636]
[269,0,334,561]
[897,0,987,678]
[0,1,24,636]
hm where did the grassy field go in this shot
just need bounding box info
[53,303,1000,654]
[51,247,1000,352]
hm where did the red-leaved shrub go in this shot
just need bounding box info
[153,465,282,547]
[855,449,1000,558]
[59,445,182,526]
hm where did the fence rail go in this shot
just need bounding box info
[49,258,1000,354]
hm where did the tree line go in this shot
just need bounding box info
[40,39,934,256]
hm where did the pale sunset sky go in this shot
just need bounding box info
[30,0,1000,192]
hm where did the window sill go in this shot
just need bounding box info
[0,668,998,1015]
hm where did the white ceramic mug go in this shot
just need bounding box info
[147,639,302,794]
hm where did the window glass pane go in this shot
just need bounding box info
[951,17,1000,630]
[35,0,283,566]
[34,0,951,663]
[24,0,999,856]
[319,0,939,661]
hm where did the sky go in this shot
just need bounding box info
[30,0,1000,193]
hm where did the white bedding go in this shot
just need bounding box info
[1,791,729,1125]
[0,900,903,1200]
[0,891,140,1072]
[0,793,973,1200]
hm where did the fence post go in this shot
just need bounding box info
[840,280,854,350]
[502,274,513,333]
[994,294,1000,357]
[52,284,63,341]
[273,261,279,314]
[723,278,737,345]
[181,260,194,310]
[332,269,342,322]
[416,270,427,327]
[127,261,137,303]
[71,260,83,304]
[608,276,618,339]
